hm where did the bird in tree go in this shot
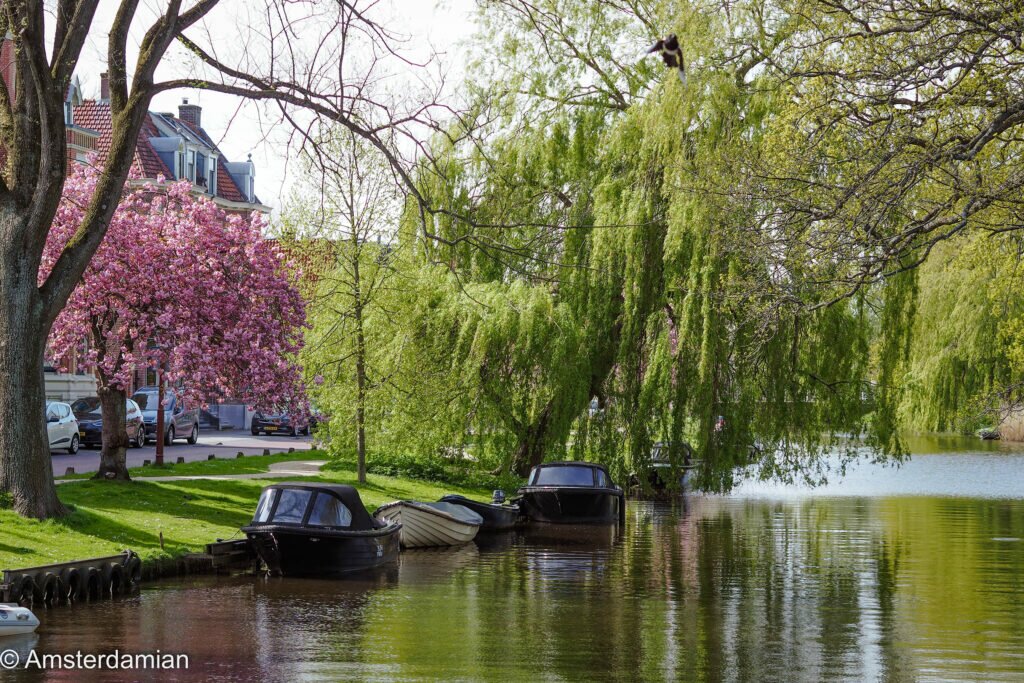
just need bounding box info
[647,34,686,84]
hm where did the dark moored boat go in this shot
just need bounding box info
[648,441,701,490]
[242,482,401,577]
[438,493,520,530]
[516,462,625,525]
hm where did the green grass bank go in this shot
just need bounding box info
[0,450,490,570]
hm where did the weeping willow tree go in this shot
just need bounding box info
[368,0,882,487]
[740,0,1024,437]
[561,22,875,488]
[898,231,1024,433]
[298,0,1024,485]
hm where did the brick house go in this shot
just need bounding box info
[45,74,270,404]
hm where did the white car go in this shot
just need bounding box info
[46,401,79,454]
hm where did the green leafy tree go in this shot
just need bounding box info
[282,132,403,484]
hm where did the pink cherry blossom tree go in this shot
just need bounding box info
[42,164,308,480]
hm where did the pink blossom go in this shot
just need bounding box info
[42,164,309,416]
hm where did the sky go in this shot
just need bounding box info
[73,0,479,214]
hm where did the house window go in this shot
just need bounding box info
[209,158,216,195]
[177,151,185,180]
[187,150,195,181]
[64,102,73,125]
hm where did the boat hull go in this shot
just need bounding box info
[375,502,482,548]
[0,605,39,636]
[516,487,624,525]
[438,495,520,530]
[242,525,401,577]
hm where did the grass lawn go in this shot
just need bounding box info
[0,452,490,570]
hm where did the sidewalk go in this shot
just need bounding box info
[55,460,327,485]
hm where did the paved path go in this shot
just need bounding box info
[55,459,328,485]
[50,429,316,477]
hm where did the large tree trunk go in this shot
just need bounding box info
[0,263,67,518]
[512,404,553,477]
[94,385,130,480]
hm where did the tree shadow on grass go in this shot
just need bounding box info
[0,541,34,556]
[52,480,269,555]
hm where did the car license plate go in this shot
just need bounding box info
[264,426,277,432]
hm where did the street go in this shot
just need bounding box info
[51,428,315,476]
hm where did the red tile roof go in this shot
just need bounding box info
[216,162,247,202]
[73,101,172,179]
[73,100,258,206]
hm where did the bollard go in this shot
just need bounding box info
[208,454,216,461]
[143,459,151,466]
[64,467,75,476]
[176,457,185,464]
[263,448,270,456]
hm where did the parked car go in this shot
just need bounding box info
[70,397,147,448]
[45,401,80,454]
[130,387,200,446]
[251,410,309,436]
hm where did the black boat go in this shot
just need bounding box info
[647,441,700,490]
[438,493,520,530]
[516,462,625,525]
[242,482,401,577]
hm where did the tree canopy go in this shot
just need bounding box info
[292,0,1024,489]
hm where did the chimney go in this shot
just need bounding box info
[178,98,201,128]
[99,72,109,101]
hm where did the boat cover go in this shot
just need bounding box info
[406,501,484,526]
[255,482,385,530]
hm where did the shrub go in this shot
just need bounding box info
[323,450,521,491]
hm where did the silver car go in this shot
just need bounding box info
[45,401,80,454]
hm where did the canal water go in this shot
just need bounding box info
[8,436,1024,681]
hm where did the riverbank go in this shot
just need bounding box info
[0,450,490,569]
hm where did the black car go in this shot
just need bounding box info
[71,397,147,448]
[131,387,200,446]
[251,411,309,436]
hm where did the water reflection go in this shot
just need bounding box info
[14,449,1024,681]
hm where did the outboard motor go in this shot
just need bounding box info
[491,489,506,505]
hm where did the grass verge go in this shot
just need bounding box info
[0,452,490,569]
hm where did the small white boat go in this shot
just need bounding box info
[0,604,39,636]
[374,501,483,548]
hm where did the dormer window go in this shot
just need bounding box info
[64,101,73,125]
